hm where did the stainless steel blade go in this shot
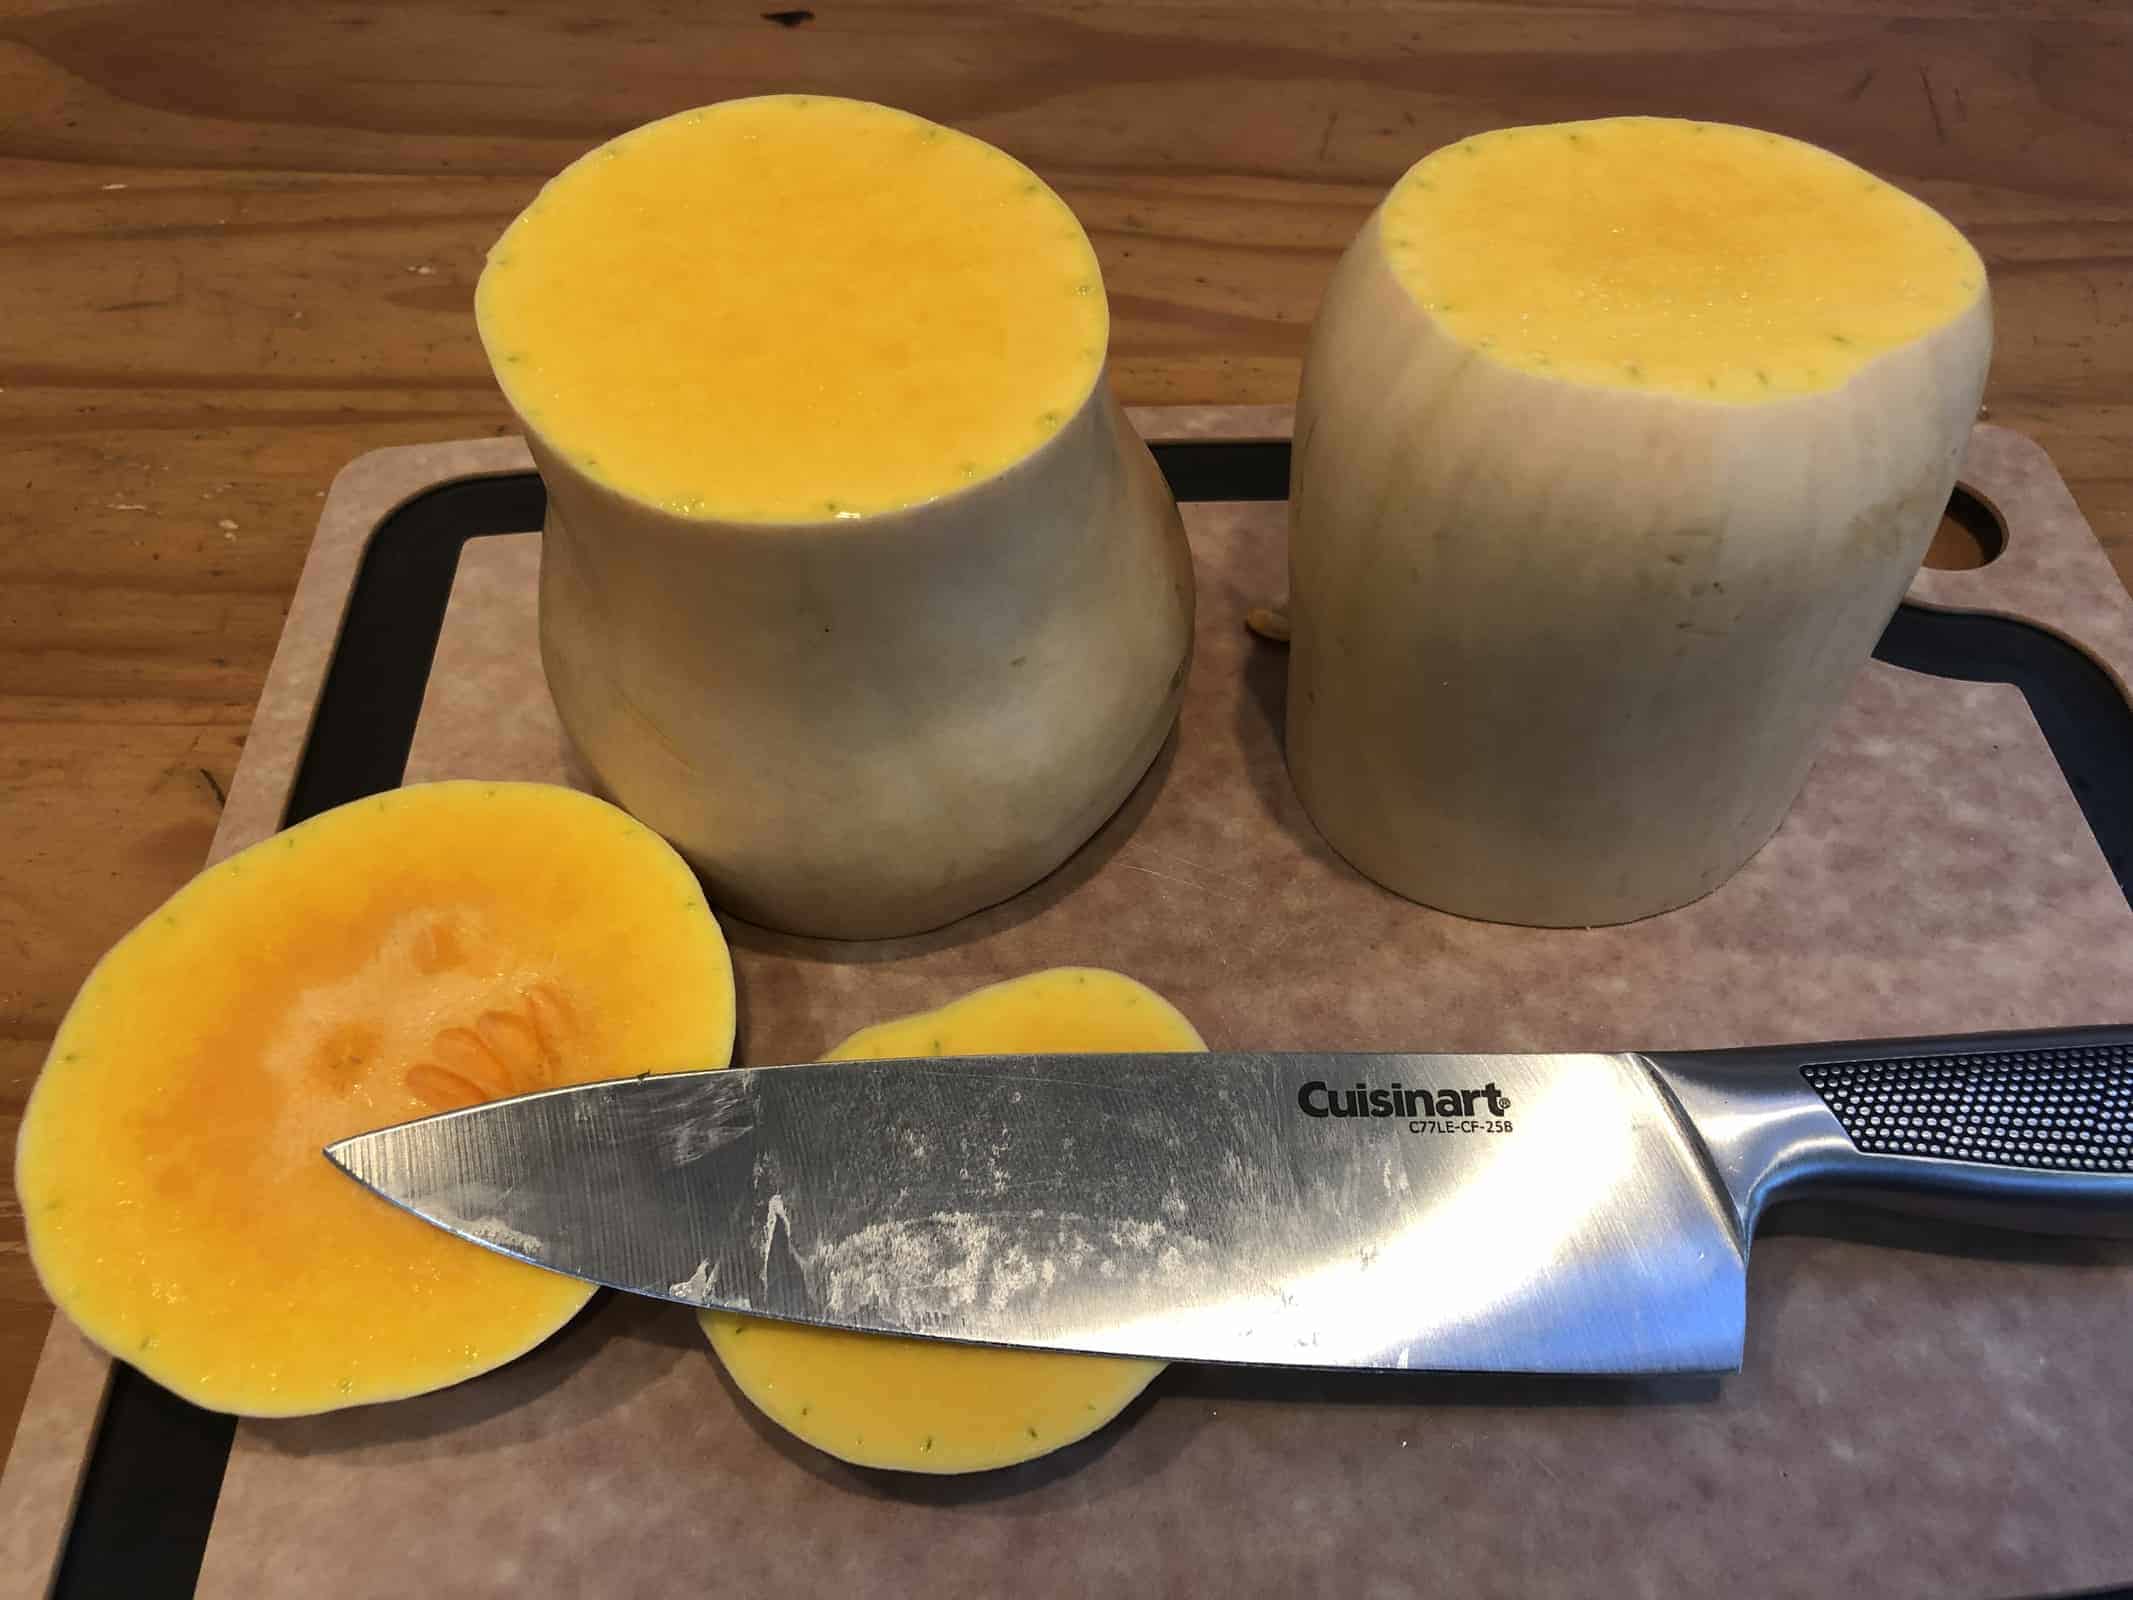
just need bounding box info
[327,1051,1746,1374]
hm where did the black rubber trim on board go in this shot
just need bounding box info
[50,442,2133,1597]
[1876,604,2133,901]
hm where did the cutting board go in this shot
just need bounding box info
[4,407,2131,1598]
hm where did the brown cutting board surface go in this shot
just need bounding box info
[5,410,2132,1598]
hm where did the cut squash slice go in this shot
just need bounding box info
[17,781,735,1416]
[702,968,1203,1473]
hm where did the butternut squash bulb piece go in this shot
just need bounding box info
[16,781,735,1416]
[1288,117,1991,925]
[476,96,1193,939]
[702,968,1204,1473]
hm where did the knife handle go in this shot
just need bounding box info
[1648,1024,2133,1238]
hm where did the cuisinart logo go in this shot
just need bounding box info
[1297,1079,1514,1134]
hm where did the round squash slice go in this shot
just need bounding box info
[702,968,1203,1473]
[17,781,735,1416]
[477,95,1193,939]
[1287,117,1991,925]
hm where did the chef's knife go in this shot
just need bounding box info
[327,1025,2133,1375]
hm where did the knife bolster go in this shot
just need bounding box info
[1649,1023,2133,1241]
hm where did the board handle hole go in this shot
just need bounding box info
[1922,485,2007,571]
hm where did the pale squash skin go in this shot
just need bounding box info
[16,781,736,1417]
[1287,118,1992,926]
[479,98,1195,940]
[536,386,1192,940]
[702,968,1203,1474]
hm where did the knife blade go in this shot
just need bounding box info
[326,1025,2133,1374]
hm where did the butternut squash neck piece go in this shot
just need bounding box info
[475,94,1107,522]
[702,969,1205,1474]
[1284,117,1991,927]
[1382,116,1984,400]
[16,782,736,1416]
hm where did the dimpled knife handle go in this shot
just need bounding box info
[1801,1039,2133,1173]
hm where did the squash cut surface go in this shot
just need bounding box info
[703,968,1203,1473]
[17,781,735,1415]
[1382,117,1984,400]
[476,94,1106,522]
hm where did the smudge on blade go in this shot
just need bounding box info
[668,1259,719,1301]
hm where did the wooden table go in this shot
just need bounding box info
[1,1,2127,1464]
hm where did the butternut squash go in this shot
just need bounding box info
[702,968,1203,1473]
[1288,117,1991,925]
[478,96,1193,938]
[16,781,735,1415]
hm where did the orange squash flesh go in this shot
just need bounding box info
[1379,117,1984,400]
[16,781,735,1416]
[476,94,1108,523]
[702,968,1203,1473]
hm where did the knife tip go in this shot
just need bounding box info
[320,1127,380,1180]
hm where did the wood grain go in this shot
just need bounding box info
[2,0,2129,1467]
